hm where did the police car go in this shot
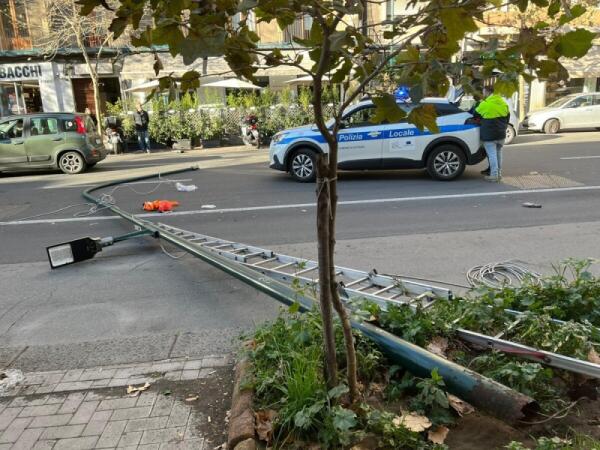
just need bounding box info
[269,98,485,182]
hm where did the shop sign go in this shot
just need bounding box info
[0,64,43,80]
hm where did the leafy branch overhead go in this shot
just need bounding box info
[77,0,595,130]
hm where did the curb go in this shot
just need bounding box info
[227,356,257,450]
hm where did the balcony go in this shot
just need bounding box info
[0,35,32,50]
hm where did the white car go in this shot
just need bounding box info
[523,92,600,134]
[269,99,485,182]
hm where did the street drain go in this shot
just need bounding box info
[501,173,583,189]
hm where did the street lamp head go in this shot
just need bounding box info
[46,237,102,269]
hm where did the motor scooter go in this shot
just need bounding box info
[241,114,261,148]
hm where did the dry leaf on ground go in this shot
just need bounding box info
[426,336,449,358]
[447,394,475,416]
[392,412,432,432]
[428,425,449,444]
[255,409,277,443]
[588,348,600,364]
[185,396,199,402]
[126,382,150,395]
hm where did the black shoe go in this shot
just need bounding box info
[480,168,490,175]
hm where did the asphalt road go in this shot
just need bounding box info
[1,132,600,371]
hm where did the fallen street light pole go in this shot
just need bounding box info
[77,166,536,422]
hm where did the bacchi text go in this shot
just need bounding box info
[0,65,43,79]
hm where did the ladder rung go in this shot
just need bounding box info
[355,283,375,292]
[243,251,265,259]
[495,318,522,339]
[252,257,278,266]
[345,277,369,288]
[212,243,233,249]
[373,285,395,296]
[295,266,318,275]
[273,261,295,270]
[230,247,248,254]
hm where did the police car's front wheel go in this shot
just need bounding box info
[289,149,317,182]
[426,145,466,181]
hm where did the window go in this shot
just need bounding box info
[566,95,593,108]
[0,118,23,139]
[63,118,77,132]
[344,107,378,128]
[30,118,58,136]
[593,95,600,106]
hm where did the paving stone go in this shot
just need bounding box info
[57,393,85,414]
[30,414,73,428]
[53,435,98,450]
[79,369,116,381]
[96,420,127,448]
[124,416,169,433]
[198,369,216,379]
[20,386,42,396]
[11,427,43,450]
[117,430,142,447]
[138,444,160,450]
[202,356,230,367]
[61,369,84,383]
[140,427,185,445]
[9,395,48,408]
[150,362,184,373]
[97,397,138,411]
[180,370,199,381]
[84,392,106,402]
[182,360,203,371]
[40,373,64,386]
[34,386,56,395]
[0,444,10,450]
[0,407,23,431]
[40,424,85,440]
[53,381,93,392]
[159,438,204,450]
[92,379,111,388]
[164,371,182,382]
[18,404,61,418]
[23,375,47,386]
[136,392,158,408]
[45,395,66,405]
[32,440,57,450]
[108,378,129,388]
[150,395,174,417]
[111,406,152,421]
[90,411,112,423]
[167,404,190,428]
[69,401,99,425]
[0,417,32,444]
[81,419,108,437]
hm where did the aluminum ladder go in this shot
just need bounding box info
[153,222,600,379]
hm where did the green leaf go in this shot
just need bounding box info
[530,0,548,7]
[547,0,560,17]
[534,21,550,30]
[329,31,348,52]
[559,4,586,25]
[76,0,103,16]
[238,0,258,11]
[331,407,357,432]
[180,70,200,91]
[439,8,478,42]
[328,384,349,399]
[288,302,300,314]
[331,59,353,84]
[516,0,528,13]
[109,17,129,39]
[407,104,439,133]
[553,29,595,58]
[494,79,519,97]
[371,94,407,124]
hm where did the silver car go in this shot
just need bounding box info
[522,92,600,134]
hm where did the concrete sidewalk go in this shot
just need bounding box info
[0,356,232,450]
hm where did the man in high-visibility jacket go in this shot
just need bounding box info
[475,87,510,182]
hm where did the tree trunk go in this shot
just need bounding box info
[316,153,338,389]
[312,80,358,400]
[326,142,358,402]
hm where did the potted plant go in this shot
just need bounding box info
[201,113,224,148]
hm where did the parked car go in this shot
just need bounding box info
[269,98,485,182]
[522,92,600,134]
[0,112,106,175]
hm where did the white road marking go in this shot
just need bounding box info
[3,184,600,226]
[560,155,600,160]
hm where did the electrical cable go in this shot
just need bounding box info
[13,173,190,222]
[466,260,542,288]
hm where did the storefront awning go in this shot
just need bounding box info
[560,46,600,78]
[285,75,332,85]
[202,78,262,89]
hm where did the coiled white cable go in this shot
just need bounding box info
[466,261,542,288]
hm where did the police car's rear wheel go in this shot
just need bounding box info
[290,149,316,182]
[427,145,465,181]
